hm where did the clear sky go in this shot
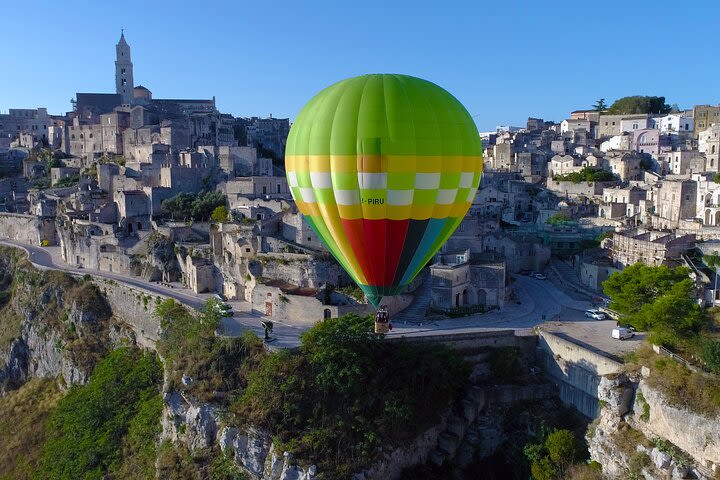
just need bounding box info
[1,0,719,131]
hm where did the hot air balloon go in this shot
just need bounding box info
[285,74,482,307]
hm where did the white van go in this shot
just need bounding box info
[611,327,634,340]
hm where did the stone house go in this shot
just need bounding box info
[632,128,660,156]
[656,150,705,175]
[50,167,81,186]
[481,234,550,273]
[114,190,150,233]
[561,119,591,134]
[693,105,720,138]
[651,177,697,228]
[604,152,642,181]
[185,255,216,294]
[549,155,583,177]
[429,250,507,311]
[607,230,695,268]
[490,143,514,171]
[699,124,720,172]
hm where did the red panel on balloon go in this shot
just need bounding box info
[341,218,409,287]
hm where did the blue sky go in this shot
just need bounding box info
[1,0,719,131]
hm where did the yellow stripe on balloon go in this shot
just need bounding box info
[315,202,368,285]
[286,154,483,174]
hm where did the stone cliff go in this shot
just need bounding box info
[589,371,720,479]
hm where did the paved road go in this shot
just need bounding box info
[1,239,634,354]
[389,275,593,338]
[0,239,305,349]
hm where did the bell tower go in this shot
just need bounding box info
[115,30,134,105]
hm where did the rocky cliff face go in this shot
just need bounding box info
[160,388,318,480]
[589,372,719,479]
[0,253,136,395]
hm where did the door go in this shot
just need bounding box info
[265,301,272,316]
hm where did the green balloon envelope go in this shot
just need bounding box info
[285,74,483,306]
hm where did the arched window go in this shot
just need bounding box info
[323,309,331,319]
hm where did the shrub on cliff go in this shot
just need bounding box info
[155,299,265,403]
[234,313,469,478]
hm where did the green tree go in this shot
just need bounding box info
[211,205,229,223]
[713,172,720,184]
[553,167,616,183]
[545,429,576,474]
[603,264,708,344]
[606,96,672,115]
[592,98,607,112]
[546,212,572,226]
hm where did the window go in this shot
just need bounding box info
[245,248,250,253]
[121,79,127,86]
[121,68,125,74]
[89,133,93,138]
[307,236,311,241]
[277,184,281,193]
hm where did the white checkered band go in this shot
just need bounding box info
[466,188,477,201]
[387,190,414,206]
[459,172,474,188]
[287,172,299,188]
[310,172,332,188]
[415,173,441,189]
[436,189,458,205]
[358,173,387,189]
[335,189,361,205]
[299,187,316,203]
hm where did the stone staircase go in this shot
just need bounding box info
[548,258,595,299]
[394,274,433,324]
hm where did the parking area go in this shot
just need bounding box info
[540,317,645,359]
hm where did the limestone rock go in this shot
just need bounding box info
[218,427,239,454]
[651,448,672,470]
[184,404,218,450]
[0,338,29,393]
[236,427,269,477]
[598,374,633,417]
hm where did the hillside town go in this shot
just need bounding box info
[5,20,720,480]
[3,33,720,326]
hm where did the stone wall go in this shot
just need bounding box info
[537,330,623,418]
[251,283,372,325]
[0,213,57,245]
[94,277,164,348]
[546,180,615,198]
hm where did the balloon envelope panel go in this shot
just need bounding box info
[285,74,482,306]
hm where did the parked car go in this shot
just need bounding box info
[584,309,606,320]
[214,293,227,302]
[533,273,547,280]
[611,327,635,340]
[222,309,235,317]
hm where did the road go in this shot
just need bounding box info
[0,239,305,349]
[0,239,637,354]
[389,275,593,337]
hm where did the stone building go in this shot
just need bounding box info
[606,152,642,181]
[115,31,134,105]
[699,124,720,172]
[430,250,506,311]
[0,108,50,145]
[185,255,216,294]
[693,105,720,138]
[607,230,695,268]
[481,234,551,273]
[652,177,697,228]
[115,190,149,233]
